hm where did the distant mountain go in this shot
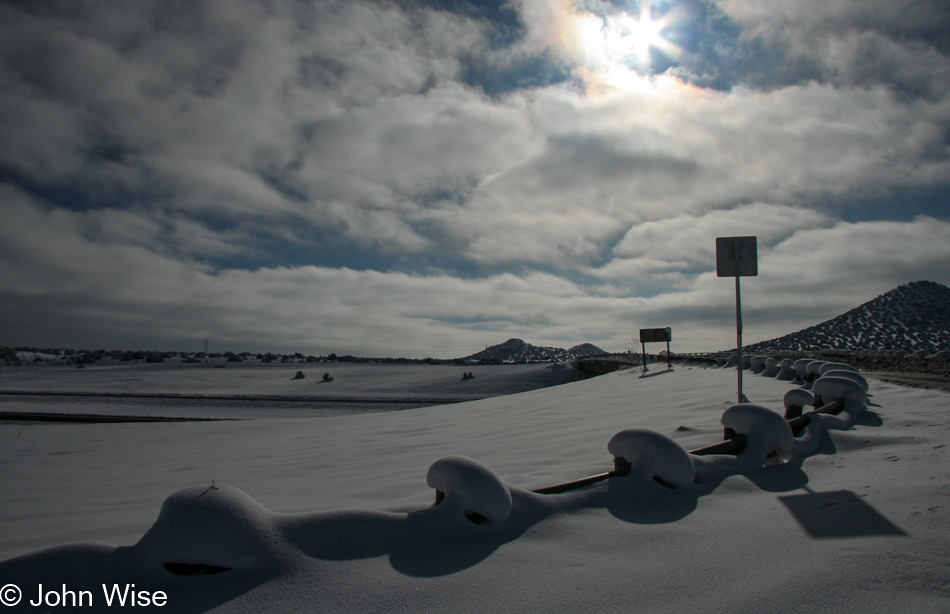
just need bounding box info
[568,343,605,355]
[744,280,950,353]
[459,339,606,364]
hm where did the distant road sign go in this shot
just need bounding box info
[639,327,672,373]
[640,328,672,343]
[716,236,758,277]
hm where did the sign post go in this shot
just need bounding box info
[716,236,757,403]
[639,327,672,373]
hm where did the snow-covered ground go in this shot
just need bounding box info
[1,362,948,613]
[0,362,580,419]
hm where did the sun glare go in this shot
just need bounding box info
[608,8,664,64]
[574,3,681,92]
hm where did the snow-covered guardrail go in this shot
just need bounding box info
[433,361,871,513]
[670,348,949,380]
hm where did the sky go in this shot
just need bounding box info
[1,0,949,358]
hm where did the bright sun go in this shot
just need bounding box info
[608,9,665,64]
[576,5,679,73]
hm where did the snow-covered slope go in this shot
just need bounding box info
[745,280,950,353]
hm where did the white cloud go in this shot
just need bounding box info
[3,0,947,265]
[754,215,950,305]
[3,188,949,355]
[433,79,950,266]
[611,203,832,262]
[716,0,950,97]
[717,0,949,38]
[1,0,949,356]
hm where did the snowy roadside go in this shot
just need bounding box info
[1,364,948,613]
[861,370,950,392]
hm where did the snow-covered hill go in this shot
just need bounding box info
[459,338,606,364]
[745,280,950,354]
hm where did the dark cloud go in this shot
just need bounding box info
[712,0,950,97]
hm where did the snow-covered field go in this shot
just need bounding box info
[1,362,948,613]
[0,361,580,417]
